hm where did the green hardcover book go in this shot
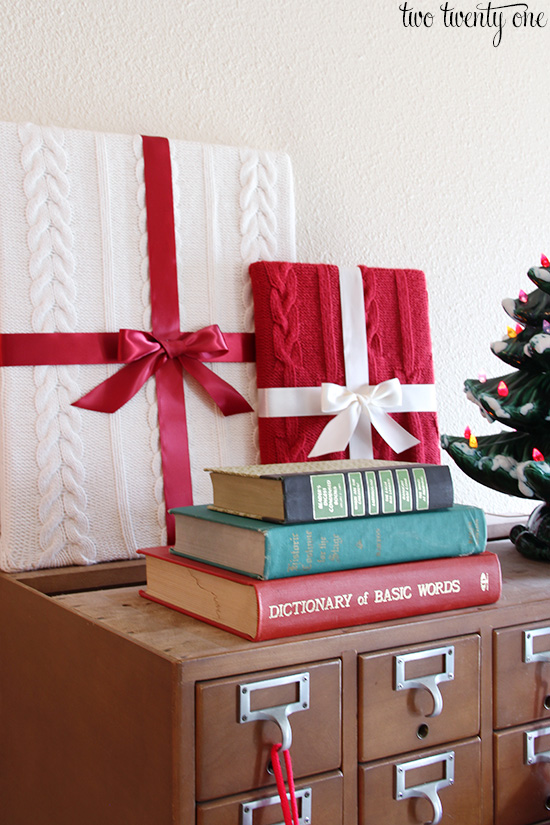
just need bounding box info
[205,459,454,523]
[168,504,486,580]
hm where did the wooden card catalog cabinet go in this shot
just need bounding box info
[4,540,550,824]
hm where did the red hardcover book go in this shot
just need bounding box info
[139,547,501,641]
[249,262,440,466]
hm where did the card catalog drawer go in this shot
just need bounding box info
[195,659,341,801]
[358,738,481,825]
[494,721,550,825]
[358,635,480,762]
[494,622,550,730]
[197,770,343,825]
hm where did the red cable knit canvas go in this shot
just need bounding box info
[249,261,440,465]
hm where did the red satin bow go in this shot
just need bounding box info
[72,324,253,415]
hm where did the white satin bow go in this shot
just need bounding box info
[308,378,421,458]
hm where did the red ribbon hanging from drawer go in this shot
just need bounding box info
[271,743,299,825]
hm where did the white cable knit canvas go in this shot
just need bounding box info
[0,121,296,571]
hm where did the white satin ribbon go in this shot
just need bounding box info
[257,265,437,458]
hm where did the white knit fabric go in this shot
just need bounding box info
[0,121,296,571]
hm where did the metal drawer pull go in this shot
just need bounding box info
[395,751,455,825]
[526,726,550,765]
[239,672,310,751]
[524,627,550,663]
[241,787,312,825]
[394,646,455,718]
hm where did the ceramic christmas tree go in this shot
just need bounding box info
[442,257,550,561]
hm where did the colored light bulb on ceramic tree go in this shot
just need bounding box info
[533,448,545,462]
[497,381,508,397]
[464,426,478,448]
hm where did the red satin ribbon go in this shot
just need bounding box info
[0,330,255,366]
[0,136,255,544]
[72,326,253,415]
[0,332,121,365]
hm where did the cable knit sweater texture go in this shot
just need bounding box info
[0,121,296,571]
[249,261,440,465]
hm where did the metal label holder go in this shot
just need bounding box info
[524,627,550,664]
[395,750,455,825]
[525,725,550,765]
[239,671,310,751]
[241,787,312,825]
[394,645,455,718]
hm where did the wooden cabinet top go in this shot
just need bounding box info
[4,539,549,676]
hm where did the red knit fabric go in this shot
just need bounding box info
[249,261,440,464]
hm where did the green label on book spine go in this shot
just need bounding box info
[348,472,366,517]
[379,470,396,514]
[365,471,379,515]
[396,469,413,512]
[412,467,429,509]
[310,474,348,520]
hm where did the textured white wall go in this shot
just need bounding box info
[2,0,549,515]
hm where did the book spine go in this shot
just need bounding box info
[282,464,453,523]
[264,504,486,579]
[256,552,501,641]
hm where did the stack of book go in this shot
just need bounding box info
[139,460,501,641]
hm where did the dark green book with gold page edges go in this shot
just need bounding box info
[206,459,453,523]
[168,504,486,580]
